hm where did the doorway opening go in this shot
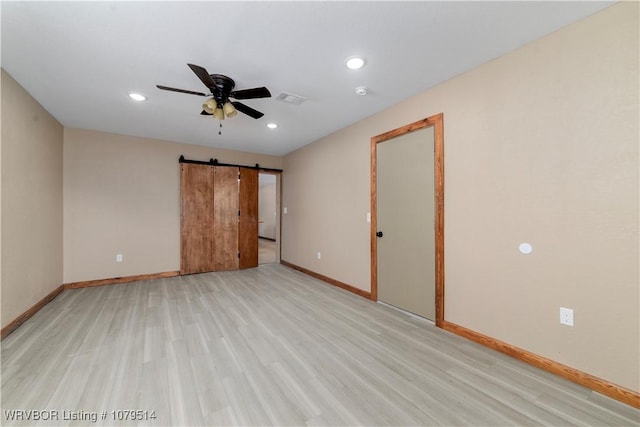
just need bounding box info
[259,173,280,264]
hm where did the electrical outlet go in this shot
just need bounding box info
[317,252,321,260]
[283,207,288,214]
[116,254,123,263]
[560,307,574,326]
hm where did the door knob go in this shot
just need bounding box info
[376,231,383,238]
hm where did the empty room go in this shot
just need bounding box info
[1,1,638,426]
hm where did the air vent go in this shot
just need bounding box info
[275,92,307,105]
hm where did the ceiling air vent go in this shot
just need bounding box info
[275,92,307,105]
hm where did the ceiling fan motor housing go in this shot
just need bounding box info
[211,74,235,104]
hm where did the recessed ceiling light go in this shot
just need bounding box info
[128,93,147,102]
[345,56,366,70]
[267,123,278,129]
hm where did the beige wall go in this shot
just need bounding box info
[1,69,64,328]
[63,128,282,283]
[259,176,277,239]
[282,3,639,392]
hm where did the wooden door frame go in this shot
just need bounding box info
[258,170,283,264]
[370,112,444,327]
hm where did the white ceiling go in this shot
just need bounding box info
[1,1,613,156]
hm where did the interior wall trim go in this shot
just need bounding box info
[280,260,372,300]
[442,320,640,409]
[1,284,64,340]
[64,271,180,289]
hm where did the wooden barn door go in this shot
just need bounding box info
[180,163,215,275]
[213,166,239,271]
[239,168,259,269]
[181,162,260,274]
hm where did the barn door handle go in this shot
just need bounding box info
[376,231,384,238]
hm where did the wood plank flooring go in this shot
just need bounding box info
[259,238,276,264]
[2,264,638,426]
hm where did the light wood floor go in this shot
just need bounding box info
[258,238,276,265]
[2,264,638,426]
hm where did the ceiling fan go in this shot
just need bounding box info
[156,63,271,120]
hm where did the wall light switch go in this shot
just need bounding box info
[317,252,321,260]
[367,212,371,223]
[283,207,288,214]
[116,254,123,263]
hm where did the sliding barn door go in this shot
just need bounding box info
[180,162,260,273]
[213,166,239,271]
[180,163,215,274]
[239,168,259,269]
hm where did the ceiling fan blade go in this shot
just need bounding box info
[187,63,219,92]
[156,85,207,96]
[232,101,264,119]
[200,110,212,116]
[230,87,271,100]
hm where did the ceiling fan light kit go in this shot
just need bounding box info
[223,102,237,118]
[213,107,225,121]
[202,98,216,114]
